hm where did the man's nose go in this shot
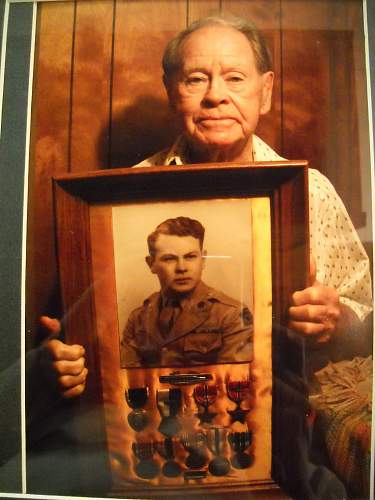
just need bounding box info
[203,77,229,106]
[175,258,187,272]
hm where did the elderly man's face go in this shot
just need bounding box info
[166,26,273,154]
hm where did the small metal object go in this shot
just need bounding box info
[193,383,218,424]
[226,379,251,424]
[207,427,230,476]
[228,430,253,469]
[184,470,208,481]
[156,438,182,478]
[132,442,160,479]
[181,432,208,469]
[125,387,149,432]
[159,372,213,385]
[157,389,182,437]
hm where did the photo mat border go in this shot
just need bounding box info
[0,0,374,497]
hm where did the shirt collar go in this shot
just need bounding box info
[160,281,208,309]
[164,135,189,165]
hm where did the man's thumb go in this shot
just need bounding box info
[39,316,61,340]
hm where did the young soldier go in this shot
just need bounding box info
[121,216,252,367]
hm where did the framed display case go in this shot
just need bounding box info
[53,161,308,496]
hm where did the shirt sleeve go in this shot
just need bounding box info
[308,169,372,321]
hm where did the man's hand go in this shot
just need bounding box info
[39,316,88,398]
[288,258,341,343]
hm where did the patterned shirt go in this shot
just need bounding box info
[134,134,372,321]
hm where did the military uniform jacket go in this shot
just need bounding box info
[120,281,253,367]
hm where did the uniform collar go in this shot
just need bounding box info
[160,281,209,309]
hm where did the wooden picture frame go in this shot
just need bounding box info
[53,161,309,497]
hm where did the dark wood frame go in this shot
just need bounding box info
[53,161,309,497]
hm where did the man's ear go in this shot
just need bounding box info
[202,249,207,269]
[260,71,274,115]
[145,255,155,271]
[163,74,177,112]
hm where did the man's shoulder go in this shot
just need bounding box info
[200,283,245,309]
[128,291,160,316]
[201,284,252,326]
[307,168,339,199]
[253,135,285,161]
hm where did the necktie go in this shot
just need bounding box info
[158,298,180,337]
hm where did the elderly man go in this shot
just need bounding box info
[44,16,371,396]
[138,15,372,338]
[121,216,252,367]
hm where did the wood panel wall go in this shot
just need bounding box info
[26,0,370,344]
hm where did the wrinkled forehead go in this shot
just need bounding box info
[177,25,256,69]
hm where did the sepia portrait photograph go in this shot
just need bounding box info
[112,199,254,368]
[0,0,373,499]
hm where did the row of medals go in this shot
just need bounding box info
[125,379,253,480]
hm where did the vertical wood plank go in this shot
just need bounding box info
[279,0,359,30]
[221,0,282,153]
[110,0,187,167]
[281,29,330,168]
[27,1,75,341]
[188,0,221,23]
[281,0,367,228]
[222,0,280,29]
[70,0,115,172]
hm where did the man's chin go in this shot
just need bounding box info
[169,281,196,294]
[188,132,249,153]
[199,134,241,146]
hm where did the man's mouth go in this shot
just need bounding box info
[198,116,236,123]
[197,117,237,128]
[174,278,191,284]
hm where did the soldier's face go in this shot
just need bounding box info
[146,234,205,294]
[165,25,273,155]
